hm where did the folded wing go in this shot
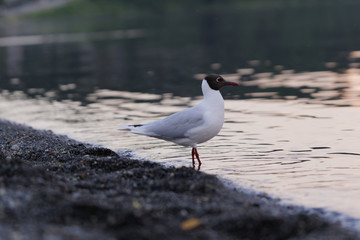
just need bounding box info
[131,106,204,140]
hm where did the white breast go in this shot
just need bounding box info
[184,80,225,145]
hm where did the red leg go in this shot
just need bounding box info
[191,148,201,170]
[191,148,195,168]
[194,148,201,166]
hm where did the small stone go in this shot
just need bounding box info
[10,144,20,151]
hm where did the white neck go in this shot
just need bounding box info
[201,80,224,105]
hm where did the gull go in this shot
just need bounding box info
[121,74,238,169]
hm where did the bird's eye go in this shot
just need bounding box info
[216,77,222,82]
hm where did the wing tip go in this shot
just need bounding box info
[118,124,143,131]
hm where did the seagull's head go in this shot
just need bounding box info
[204,74,239,91]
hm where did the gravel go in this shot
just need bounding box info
[0,119,358,240]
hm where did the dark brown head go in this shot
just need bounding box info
[204,74,239,90]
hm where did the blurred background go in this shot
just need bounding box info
[1,0,360,102]
[1,0,360,230]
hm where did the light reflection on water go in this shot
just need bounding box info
[1,69,360,229]
[0,29,145,47]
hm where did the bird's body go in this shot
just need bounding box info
[127,80,225,147]
[121,74,238,169]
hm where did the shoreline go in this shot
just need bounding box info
[0,118,358,240]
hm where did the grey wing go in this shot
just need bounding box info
[143,107,205,139]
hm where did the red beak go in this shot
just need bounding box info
[224,81,239,86]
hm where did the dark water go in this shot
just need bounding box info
[1,2,360,102]
[1,2,360,230]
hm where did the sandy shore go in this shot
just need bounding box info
[0,119,358,240]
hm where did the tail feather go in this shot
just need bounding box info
[119,124,158,137]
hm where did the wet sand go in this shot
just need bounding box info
[0,119,358,240]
